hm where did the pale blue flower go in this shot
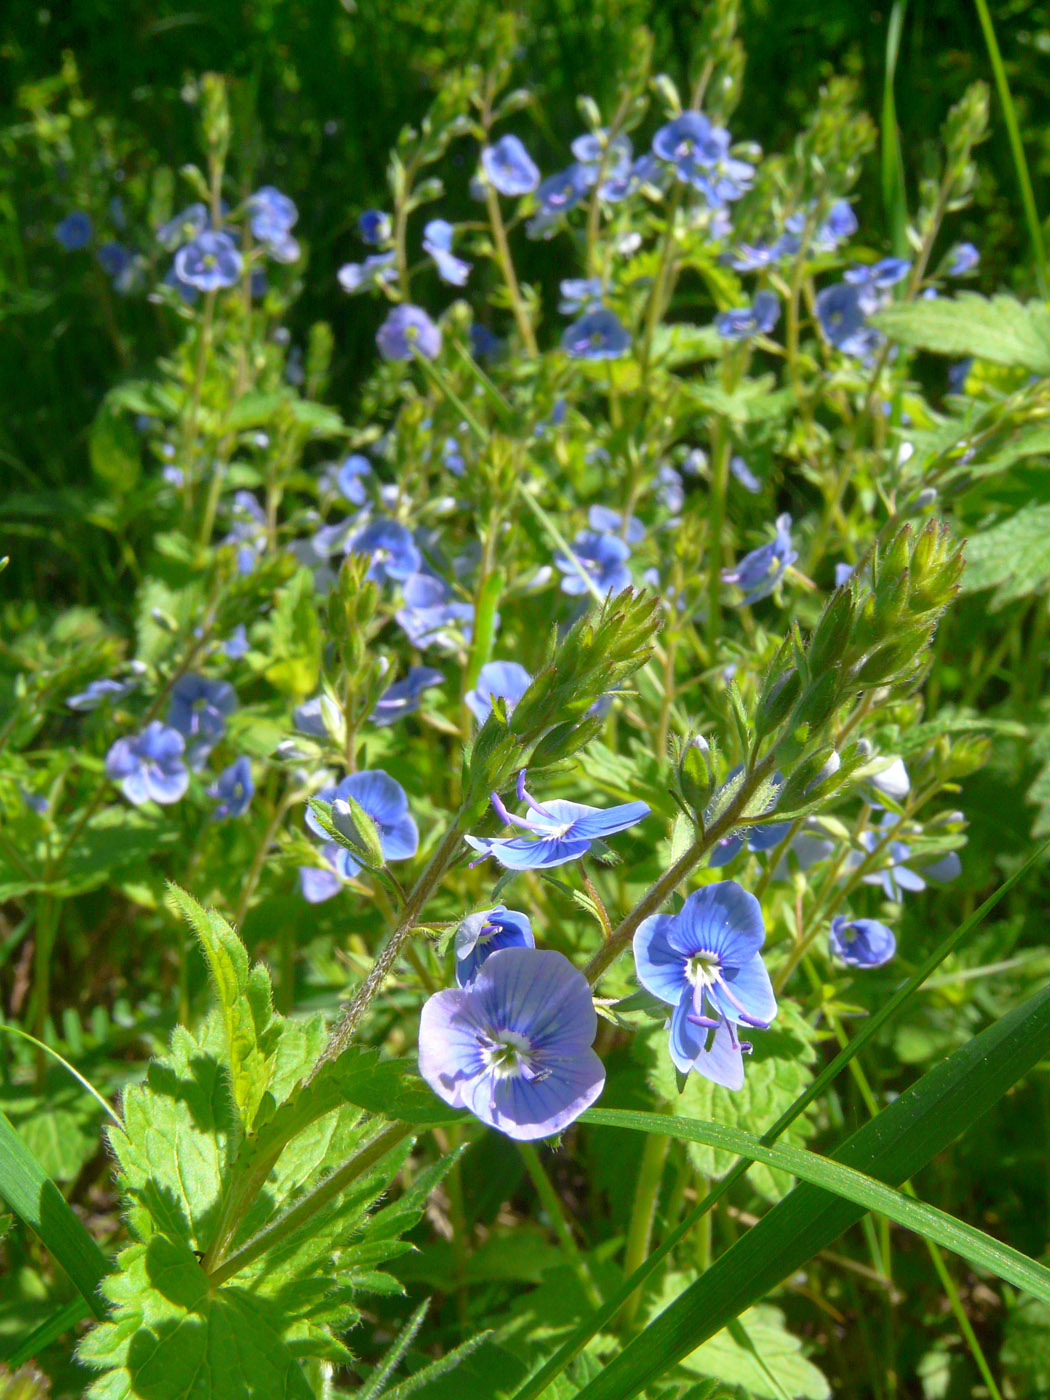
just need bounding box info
[454,906,535,987]
[174,231,242,290]
[167,674,237,769]
[481,135,540,196]
[376,304,442,362]
[721,514,797,604]
[562,309,631,360]
[715,290,780,341]
[829,917,896,968]
[554,530,632,597]
[464,661,532,724]
[371,667,444,726]
[106,722,189,806]
[423,220,472,286]
[208,756,254,820]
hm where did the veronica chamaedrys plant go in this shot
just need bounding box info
[105,722,189,806]
[829,916,897,968]
[418,947,605,1140]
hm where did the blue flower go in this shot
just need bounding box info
[657,464,685,515]
[294,692,342,740]
[554,530,632,597]
[562,308,631,361]
[599,154,663,203]
[946,242,979,276]
[729,241,781,271]
[221,489,267,574]
[422,219,472,286]
[464,661,533,724]
[721,514,797,605]
[174,231,243,290]
[371,667,444,726]
[247,186,298,244]
[55,212,93,250]
[376,304,442,362]
[587,504,645,543]
[454,906,536,987]
[21,787,49,816]
[651,112,753,206]
[816,281,880,358]
[395,573,474,650]
[535,164,591,214]
[359,209,392,245]
[730,456,762,493]
[302,769,419,897]
[157,203,209,251]
[167,674,237,770]
[321,453,372,505]
[829,917,896,968]
[852,818,927,900]
[481,135,540,196]
[337,253,397,294]
[465,771,649,870]
[572,130,633,182]
[633,881,776,1089]
[814,200,858,249]
[208,756,254,820]
[98,242,132,280]
[558,278,604,315]
[67,676,139,711]
[715,290,781,341]
[349,518,422,583]
[222,625,250,660]
[844,257,911,310]
[265,231,301,264]
[418,947,605,1140]
[106,722,189,806]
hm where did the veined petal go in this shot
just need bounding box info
[710,953,778,1027]
[474,1050,606,1140]
[299,866,342,904]
[568,800,650,841]
[341,769,409,825]
[381,812,419,862]
[670,881,765,966]
[633,914,690,1005]
[464,833,591,869]
[418,988,488,1109]
[473,948,597,1053]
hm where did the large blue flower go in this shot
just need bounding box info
[465,771,649,870]
[376,304,442,362]
[464,661,532,725]
[633,881,776,1089]
[454,906,536,987]
[554,529,632,596]
[829,917,896,968]
[721,514,797,605]
[167,673,237,770]
[348,519,421,584]
[174,231,242,290]
[106,722,189,806]
[481,135,540,197]
[562,308,631,361]
[418,947,605,1140]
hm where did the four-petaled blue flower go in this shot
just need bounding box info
[208,756,254,820]
[423,220,472,286]
[359,209,392,245]
[418,946,605,1140]
[481,135,540,197]
[106,722,189,806]
[157,203,209,251]
[715,290,781,341]
[349,518,422,583]
[376,304,442,362]
[554,529,632,597]
[167,673,237,770]
[371,667,444,726]
[247,186,298,245]
[301,769,419,902]
[464,660,533,725]
[634,881,777,1090]
[721,514,797,605]
[528,165,592,236]
[174,231,243,291]
[829,916,896,968]
[55,212,93,251]
[454,906,536,987]
[465,771,649,870]
[815,282,881,360]
[562,308,631,360]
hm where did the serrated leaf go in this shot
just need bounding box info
[961,502,1050,607]
[89,393,141,492]
[164,886,276,1134]
[259,569,322,700]
[647,1003,817,1201]
[871,293,1050,373]
[666,1299,829,1400]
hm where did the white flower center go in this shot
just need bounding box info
[480,1029,535,1079]
[685,949,722,989]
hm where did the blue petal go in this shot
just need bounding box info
[473,1050,606,1140]
[464,833,592,869]
[671,882,765,966]
[569,800,650,841]
[473,948,598,1053]
[299,866,342,903]
[418,987,487,1108]
[633,914,689,1005]
[381,812,420,862]
[710,953,778,1027]
[144,767,189,804]
[708,834,744,867]
[341,769,409,826]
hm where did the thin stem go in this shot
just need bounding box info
[519,1142,602,1310]
[234,787,298,931]
[484,185,538,357]
[180,290,217,515]
[620,1130,669,1328]
[705,419,732,651]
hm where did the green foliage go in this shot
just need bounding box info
[872,293,1050,372]
[961,502,1050,607]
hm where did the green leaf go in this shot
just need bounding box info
[871,293,1050,372]
[961,502,1050,606]
[79,1236,315,1399]
[0,1108,109,1317]
[1001,1286,1050,1396]
[659,1299,828,1400]
[259,569,322,700]
[89,393,141,492]
[164,886,276,1133]
[647,1002,817,1201]
[570,977,1050,1400]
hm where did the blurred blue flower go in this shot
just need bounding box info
[247,186,298,244]
[337,253,397,294]
[814,200,858,249]
[371,666,444,726]
[715,290,781,341]
[106,722,189,806]
[470,322,504,360]
[587,504,645,543]
[321,453,372,505]
[349,518,422,583]
[829,916,896,968]
[562,308,631,360]
[634,880,776,1089]
[68,676,139,712]
[376,304,442,362]
[528,165,592,236]
[55,211,93,250]
[946,242,979,276]
[554,529,632,597]
[208,756,254,820]
[481,135,540,197]
[651,112,753,206]
[98,242,132,279]
[167,673,237,770]
[174,231,242,290]
[423,219,471,286]
[722,513,797,604]
[465,771,649,870]
[728,242,780,271]
[419,946,605,1140]
[572,130,633,182]
[730,456,762,493]
[222,625,250,660]
[465,660,533,724]
[599,154,662,203]
[815,282,881,360]
[157,203,209,251]
[454,905,535,987]
[558,277,604,315]
[359,209,392,245]
[221,489,267,574]
[852,818,928,900]
[657,464,685,515]
[845,257,911,311]
[302,769,419,898]
[21,787,49,816]
[395,573,474,650]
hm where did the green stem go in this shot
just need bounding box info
[705,420,732,651]
[620,1130,669,1328]
[180,290,217,513]
[519,1142,602,1310]
[485,185,537,357]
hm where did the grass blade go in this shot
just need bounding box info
[581,1108,1050,1306]
[571,978,1050,1400]
[882,0,910,256]
[3,1297,92,1366]
[0,1108,109,1318]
